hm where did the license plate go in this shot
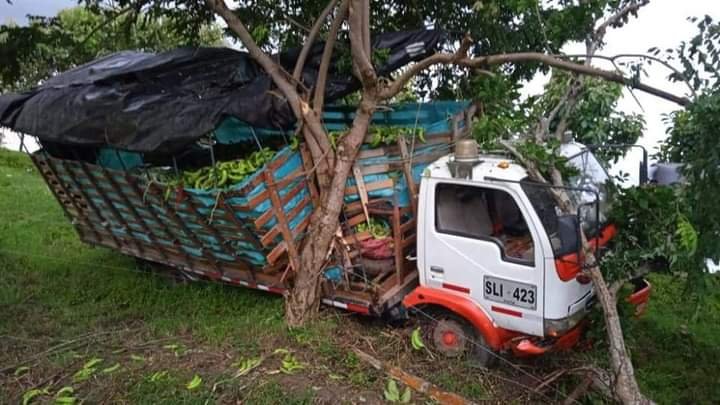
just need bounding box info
[483,276,537,310]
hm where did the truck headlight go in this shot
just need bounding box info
[544,308,587,337]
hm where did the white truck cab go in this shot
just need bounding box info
[403,140,645,363]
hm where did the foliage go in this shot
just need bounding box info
[383,379,411,403]
[53,0,628,98]
[467,73,532,148]
[368,126,425,148]
[185,374,202,390]
[536,70,645,162]
[651,15,720,92]
[659,91,720,265]
[73,357,104,382]
[602,185,698,283]
[467,70,644,163]
[0,6,223,91]
[516,138,579,180]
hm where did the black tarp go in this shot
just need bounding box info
[0,30,444,153]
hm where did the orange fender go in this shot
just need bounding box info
[403,286,515,350]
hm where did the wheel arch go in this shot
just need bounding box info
[403,286,509,350]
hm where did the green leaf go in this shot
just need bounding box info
[82,357,103,369]
[14,366,30,376]
[150,370,168,382]
[384,379,400,402]
[400,387,412,403]
[102,363,121,374]
[54,397,76,404]
[22,388,49,405]
[55,386,74,397]
[234,357,262,377]
[186,374,202,390]
[130,354,145,362]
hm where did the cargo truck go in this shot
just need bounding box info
[28,102,650,366]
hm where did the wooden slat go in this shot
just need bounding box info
[37,155,106,241]
[352,165,370,223]
[346,213,367,227]
[101,166,173,263]
[358,148,386,159]
[400,219,416,234]
[236,166,305,210]
[266,241,287,265]
[259,194,311,247]
[397,137,418,217]
[357,163,391,175]
[263,170,300,270]
[343,231,372,244]
[344,178,394,196]
[402,234,417,249]
[391,202,404,282]
[290,212,312,239]
[253,180,306,229]
[144,182,225,274]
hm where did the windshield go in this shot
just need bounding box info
[562,146,612,236]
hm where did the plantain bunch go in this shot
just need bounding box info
[183,147,276,190]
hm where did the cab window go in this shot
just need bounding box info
[435,183,534,265]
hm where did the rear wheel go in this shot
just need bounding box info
[420,309,497,367]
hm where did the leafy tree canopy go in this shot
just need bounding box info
[0,6,223,91]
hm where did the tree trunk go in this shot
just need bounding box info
[582,244,651,404]
[285,97,377,326]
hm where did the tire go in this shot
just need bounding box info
[420,308,497,368]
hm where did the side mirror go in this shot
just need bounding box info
[639,148,649,185]
[556,215,581,256]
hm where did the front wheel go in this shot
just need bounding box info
[420,309,497,368]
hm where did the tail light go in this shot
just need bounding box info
[555,254,581,281]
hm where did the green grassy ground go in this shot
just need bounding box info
[1,149,718,404]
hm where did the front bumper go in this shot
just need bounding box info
[508,322,584,357]
[509,278,653,357]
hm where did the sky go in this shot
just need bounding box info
[524,1,720,182]
[2,0,720,164]
[0,0,74,25]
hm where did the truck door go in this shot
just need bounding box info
[423,180,545,336]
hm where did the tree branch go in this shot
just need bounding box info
[590,0,650,55]
[313,0,349,112]
[291,0,339,82]
[361,0,371,58]
[347,0,376,87]
[380,51,690,106]
[205,0,304,118]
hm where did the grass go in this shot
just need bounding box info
[1,148,719,404]
[622,274,720,404]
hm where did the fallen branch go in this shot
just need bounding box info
[0,327,136,375]
[563,373,594,405]
[352,348,474,405]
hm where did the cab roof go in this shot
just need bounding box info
[425,154,530,182]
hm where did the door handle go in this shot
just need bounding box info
[430,266,444,274]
